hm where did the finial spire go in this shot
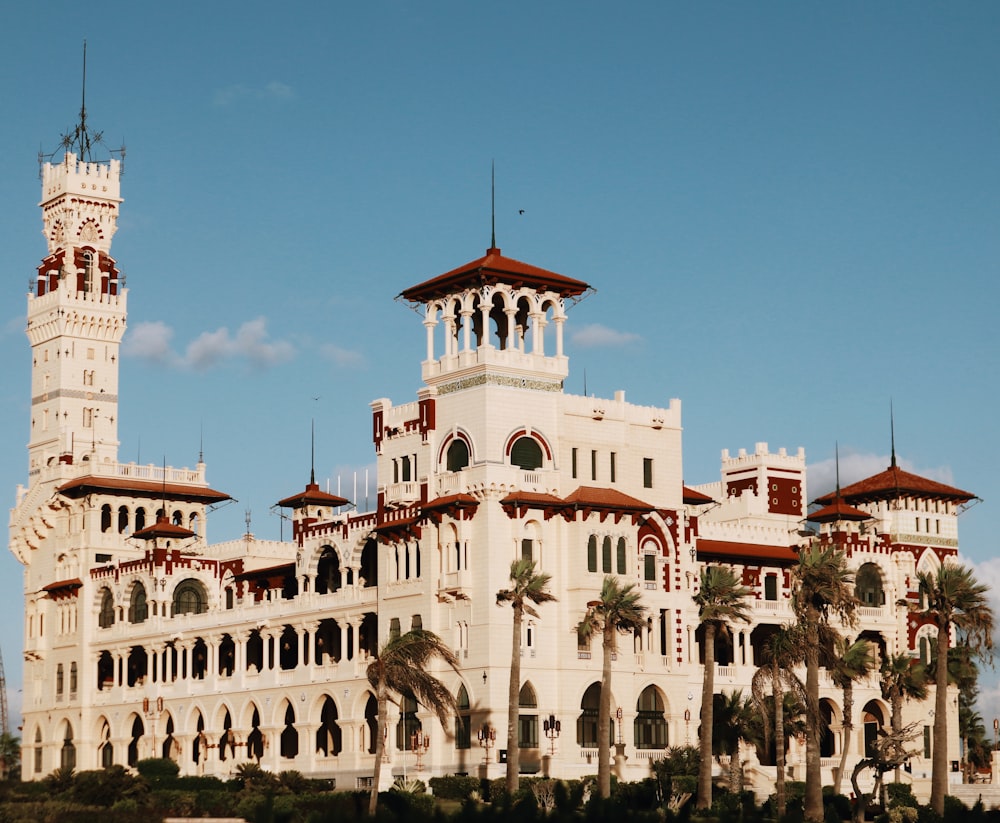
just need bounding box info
[490,160,496,249]
[310,418,316,485]
[890,399,897,469]
[835,442,841,500]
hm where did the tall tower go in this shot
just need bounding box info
[27,149,125,471]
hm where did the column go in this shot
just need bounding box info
[424,316,436,362]
[461,309,473,352]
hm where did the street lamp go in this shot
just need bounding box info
[543,714,561,756]
[411,729,430,771]
[478,723,497,764]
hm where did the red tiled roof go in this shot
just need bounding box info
[399,246,591,302]
[563,487,655,512]
[498,491,566,507]
[57,475,231,504]
[813,464,974,505]
[683,486,715,505]
[133,516,196,541]
[423,493,479,510]
[276,482,351,509]
[234,562,296,581]
[696,539,799,565]
[807,498,873,523]
[42,578,83,594]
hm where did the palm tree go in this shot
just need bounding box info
[496,557,557,794]
[713,689,755,793]
[366,628,460,815]
[751,625,806,819]
[694,565,752,809]
[916,563,994,815]
[791,543,856,823]
[880,652,927,783]
[829,638,874,795]
[577,575,647,798]
[0,733,20,781]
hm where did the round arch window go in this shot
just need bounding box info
[511,437,543,470]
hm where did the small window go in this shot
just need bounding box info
[389,618,401,642]
[644,554,656,582]
[602,537,612,573]
[610,452,617,483]
[616,538,626,574]
[643,458,653,489]
[591,450,597,481]
[521,539,534,563]
[571,447,578,479]
[587,536,598,573]
[764,575,777,601]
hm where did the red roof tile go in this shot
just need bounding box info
[813,465,974,505]
[683,486,715,505]
[498,491,566,508]
[807,498,873,523]
[276,482,351,509]
[42,578,83,593]
[133,515,196,541]
[399,247,591,302]
[696,539,799,565]
[57,475,231,504]
[234,562,296,581]
[563,486,655,512]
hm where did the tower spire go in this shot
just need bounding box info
[310,418,316,486]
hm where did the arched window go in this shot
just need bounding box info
[134,507,146,532]
[56,664,64,700]
[191,638,208,679]
[397,693,421,750]
[128,717,144,767]
[511,437,543,470]
[455,685,471,749]
[602,537,612,573]
[577,683,601,747]
[219,635,235,677]
[855,563,886,606]
[316,547,341,594]
[218,711,235,762]
[519,683,538,749]
[33,727,43,775]
[172,579,207,616]
[118,506,130,534]
[279,626,298,670]
[587,536,598,573]
[360,539,378,587]
[316,696,342,756]
[99,721,113,768]
[280,703,298,759]
[97,651,114,690]
[365,694,379,754]
[635,686,667,749]
[128,583,148,624]
[246,630,264,672]
[60,723,76,771]
[446,439,470,472]
[100,504,112,533]
[247,708,264,761]
[69,661,77,697]
[616,538,627,575]
[163,716,177,760]
[98,588,115,628]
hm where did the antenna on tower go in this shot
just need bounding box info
[889,399,897,469]
[40,40,125,174]
[0,645,9,739]
[490,160,496,249]
[310,418,316,485]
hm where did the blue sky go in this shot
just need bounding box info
[1,2,998,731]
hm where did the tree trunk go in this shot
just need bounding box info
[697,622,717,809]
[892,693,902,784]
[834,683,854,795]
[369,678,388,816]
[730,741,742,794]
[774,670,787,819]
[506,604,522,794]
[804,624,823,823]
[930,624,950,816]
[598,624,615,798]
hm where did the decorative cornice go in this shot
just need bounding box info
[32,388,119,405]
[436,372,562,396]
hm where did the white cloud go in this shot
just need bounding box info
[807,449,956,500]
[213,81,295,107]
[319,342,365,368]
[124,320,177,364]
[3,314,25,336]
[570,323,641,348]
[125,317,294,371]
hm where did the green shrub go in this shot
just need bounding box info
[886,784,918,809]
[429,775,482,800]
[134,758,179,784]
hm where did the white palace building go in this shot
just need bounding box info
[8,132,974,796]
